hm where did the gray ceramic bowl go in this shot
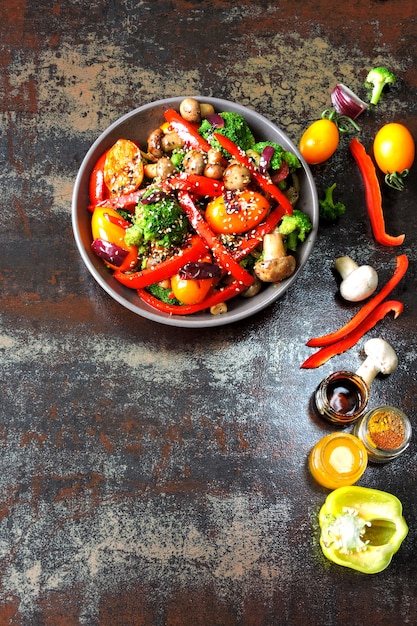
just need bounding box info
[72,96,318,328]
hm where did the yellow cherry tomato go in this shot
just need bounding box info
[205,190,270,234]
[299,119,339,165]
[91,206,138,271]
[104,138,144,196]
[170,274,214,305]
[373,123,415,175]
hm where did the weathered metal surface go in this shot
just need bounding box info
[0,1,416,624]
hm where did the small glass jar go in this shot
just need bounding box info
[309,432,368,489]
[315,370,369,425]
[354,406,412,463]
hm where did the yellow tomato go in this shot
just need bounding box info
[205,190,270,234]
[373,123,415,174]
[170,274,214,305]
[299,119,339,164]
[91,206,138,271]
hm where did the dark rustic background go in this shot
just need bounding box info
[1,1,416,624]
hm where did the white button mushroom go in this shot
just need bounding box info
[334,255,378,302]
[355,337,398,388]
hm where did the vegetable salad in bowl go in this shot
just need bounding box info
[72,97,318,327]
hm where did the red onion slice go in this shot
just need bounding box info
[206,113,225,128]
[179,262,221,280]
[259,145,275,174]
[91,238,129,267]
[331,84,369,120]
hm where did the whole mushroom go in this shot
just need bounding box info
[254,230,296,283]
[355,337,398,388]
[179,97,201,123]
[334,255,378,302]
[223,162,251,191]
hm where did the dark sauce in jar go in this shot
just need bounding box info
[327,379,363,415]
[315,370,369,424]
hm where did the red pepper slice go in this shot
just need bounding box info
[213,133,293,216]
[177,191,254,287]
[137,280,247,315]
[168,173,224,197]
[301,300,404,369]
[306,254,409,347]
[104,212,131,229]
[89,152,108,209]
[164,109,213,152]
[350,138,405,247]
[113,235,208,289]
[88,189,146,212]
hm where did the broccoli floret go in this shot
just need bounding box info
[146,282,181,305]
[251,141,301,173]
[365,67,396,106]
[199,111,255,155]
[319,183,346,223]
[278,208,312,251]
[170,148,186,170]
[125,188,189,253]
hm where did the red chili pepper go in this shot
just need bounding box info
[301,300,404,369]
[213,133,293,216]
[89,151,108,209]
[137,280,247,315]
[113,235,208,289]
[350,138,405,247]
[233,203,287,262]
[177,191,254,287]
[306,254,409,348]
[168,173,224,197]
[164,109,213,152]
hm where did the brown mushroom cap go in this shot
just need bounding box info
[254,255,296,283]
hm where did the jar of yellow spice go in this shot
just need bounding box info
[354,406,412,463]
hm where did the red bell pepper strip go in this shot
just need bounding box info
[168,173,224,197]
[213,133,293,216]
[306,254,409,348]
[137,280,247,316]
[350,138,405,246]
[301,300,404,369]
[177,191,254,287]
[88,189,146,212]
[113,235,208,289]
[164,109,213,152]
[104,212,132,229]
[89,152,108,209]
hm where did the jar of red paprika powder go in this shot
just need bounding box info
[354,405,412,463]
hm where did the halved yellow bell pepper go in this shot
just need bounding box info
[319,486,408,574]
